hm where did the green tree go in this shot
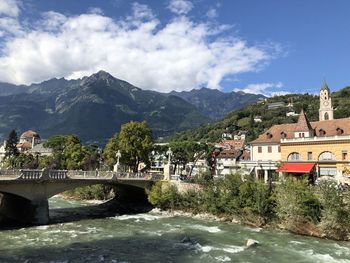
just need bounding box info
[103,134,119,169]
[147,181,179,209]
[43,134,93,170]
[4,129,19,167]
[117,121,153,172]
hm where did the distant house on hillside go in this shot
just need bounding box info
[268,101,285,110]
[254,116,262,123]
[286,110,299,117]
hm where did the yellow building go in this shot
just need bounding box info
[251,82,350,182]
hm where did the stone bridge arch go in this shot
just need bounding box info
[0,169,159,225]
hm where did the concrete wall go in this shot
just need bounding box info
[251,144,281,161]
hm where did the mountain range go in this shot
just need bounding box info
[170,88,264,120]
[0,71,264,144]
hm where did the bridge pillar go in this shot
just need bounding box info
[31,199,49,225]
[0,194,49,225]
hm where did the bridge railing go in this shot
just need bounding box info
[18,169,43,180]
[67,170,114,179]
[0,169,22,178]
[0,169,164,181]
[49,170,68,180]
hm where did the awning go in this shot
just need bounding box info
[277,163,315,173]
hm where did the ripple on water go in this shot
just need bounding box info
[190,224,222,233]
[109,213,170,222]
[296,248,350,263]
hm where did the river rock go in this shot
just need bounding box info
[181,236,192,243]
[246,239,259,248]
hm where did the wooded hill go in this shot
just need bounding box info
[171,86,350,143]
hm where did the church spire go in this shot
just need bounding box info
[320,79,330,93]
[295,109,313,132]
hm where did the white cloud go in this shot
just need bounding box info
[234,82,287,96]
[206,8,217,19]
[0,0,20,17]
[87,7,104,15]
[0,2,280,92]
[167,0,193,15]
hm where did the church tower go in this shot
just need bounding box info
[319,81,333,121]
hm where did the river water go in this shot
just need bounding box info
[0,197,349,263]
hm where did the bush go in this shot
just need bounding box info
[316,181,350,240]
[64,185,114,200]
[147,181,179,210]
[275,178,321,226]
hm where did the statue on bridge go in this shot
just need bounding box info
[113,150,121,172]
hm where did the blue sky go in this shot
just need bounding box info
[0,0,349,95]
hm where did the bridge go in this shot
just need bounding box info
[0,169,163,225]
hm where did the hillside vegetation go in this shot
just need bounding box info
[172,86,350,143]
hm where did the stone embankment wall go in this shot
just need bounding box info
[170,181,202,193]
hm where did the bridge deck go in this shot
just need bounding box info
[0,169,163,182]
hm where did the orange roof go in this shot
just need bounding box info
[216,139,245,150]
[17,141,32,150]
[251,117,350,144]
[295,109,313,132]
[20,130,40,139]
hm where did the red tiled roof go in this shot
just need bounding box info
[250,117,350,144]
[217,149,242,159]
[295,109,313,132]
[17,141,32,150]
[215,139,245,150]
[20,130,40,139]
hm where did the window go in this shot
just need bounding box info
[266,132,273,139]
[258,146,262,153]
[280,132,287,139]
[288,152,300,161]
[278,146,281,153]
[342,151,348,161]
[319,129,326,136]
[324,112,329,120]
[337,128,344,135]
[298,133,305,138]
[307,152,312,160]
[318,151,336,161]
[268,146,272,153]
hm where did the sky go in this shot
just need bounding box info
[0,0,349,96]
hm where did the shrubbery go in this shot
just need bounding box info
[147,174,350,240]
[63,185,114,200]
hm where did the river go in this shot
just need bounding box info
[0,196,349,263]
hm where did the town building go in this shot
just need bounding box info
[249,82,350,183]
[213,133,247,177]
[0,130,52,163]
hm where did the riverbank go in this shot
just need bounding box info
[150,207,326,237]
[148,177,350,241]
